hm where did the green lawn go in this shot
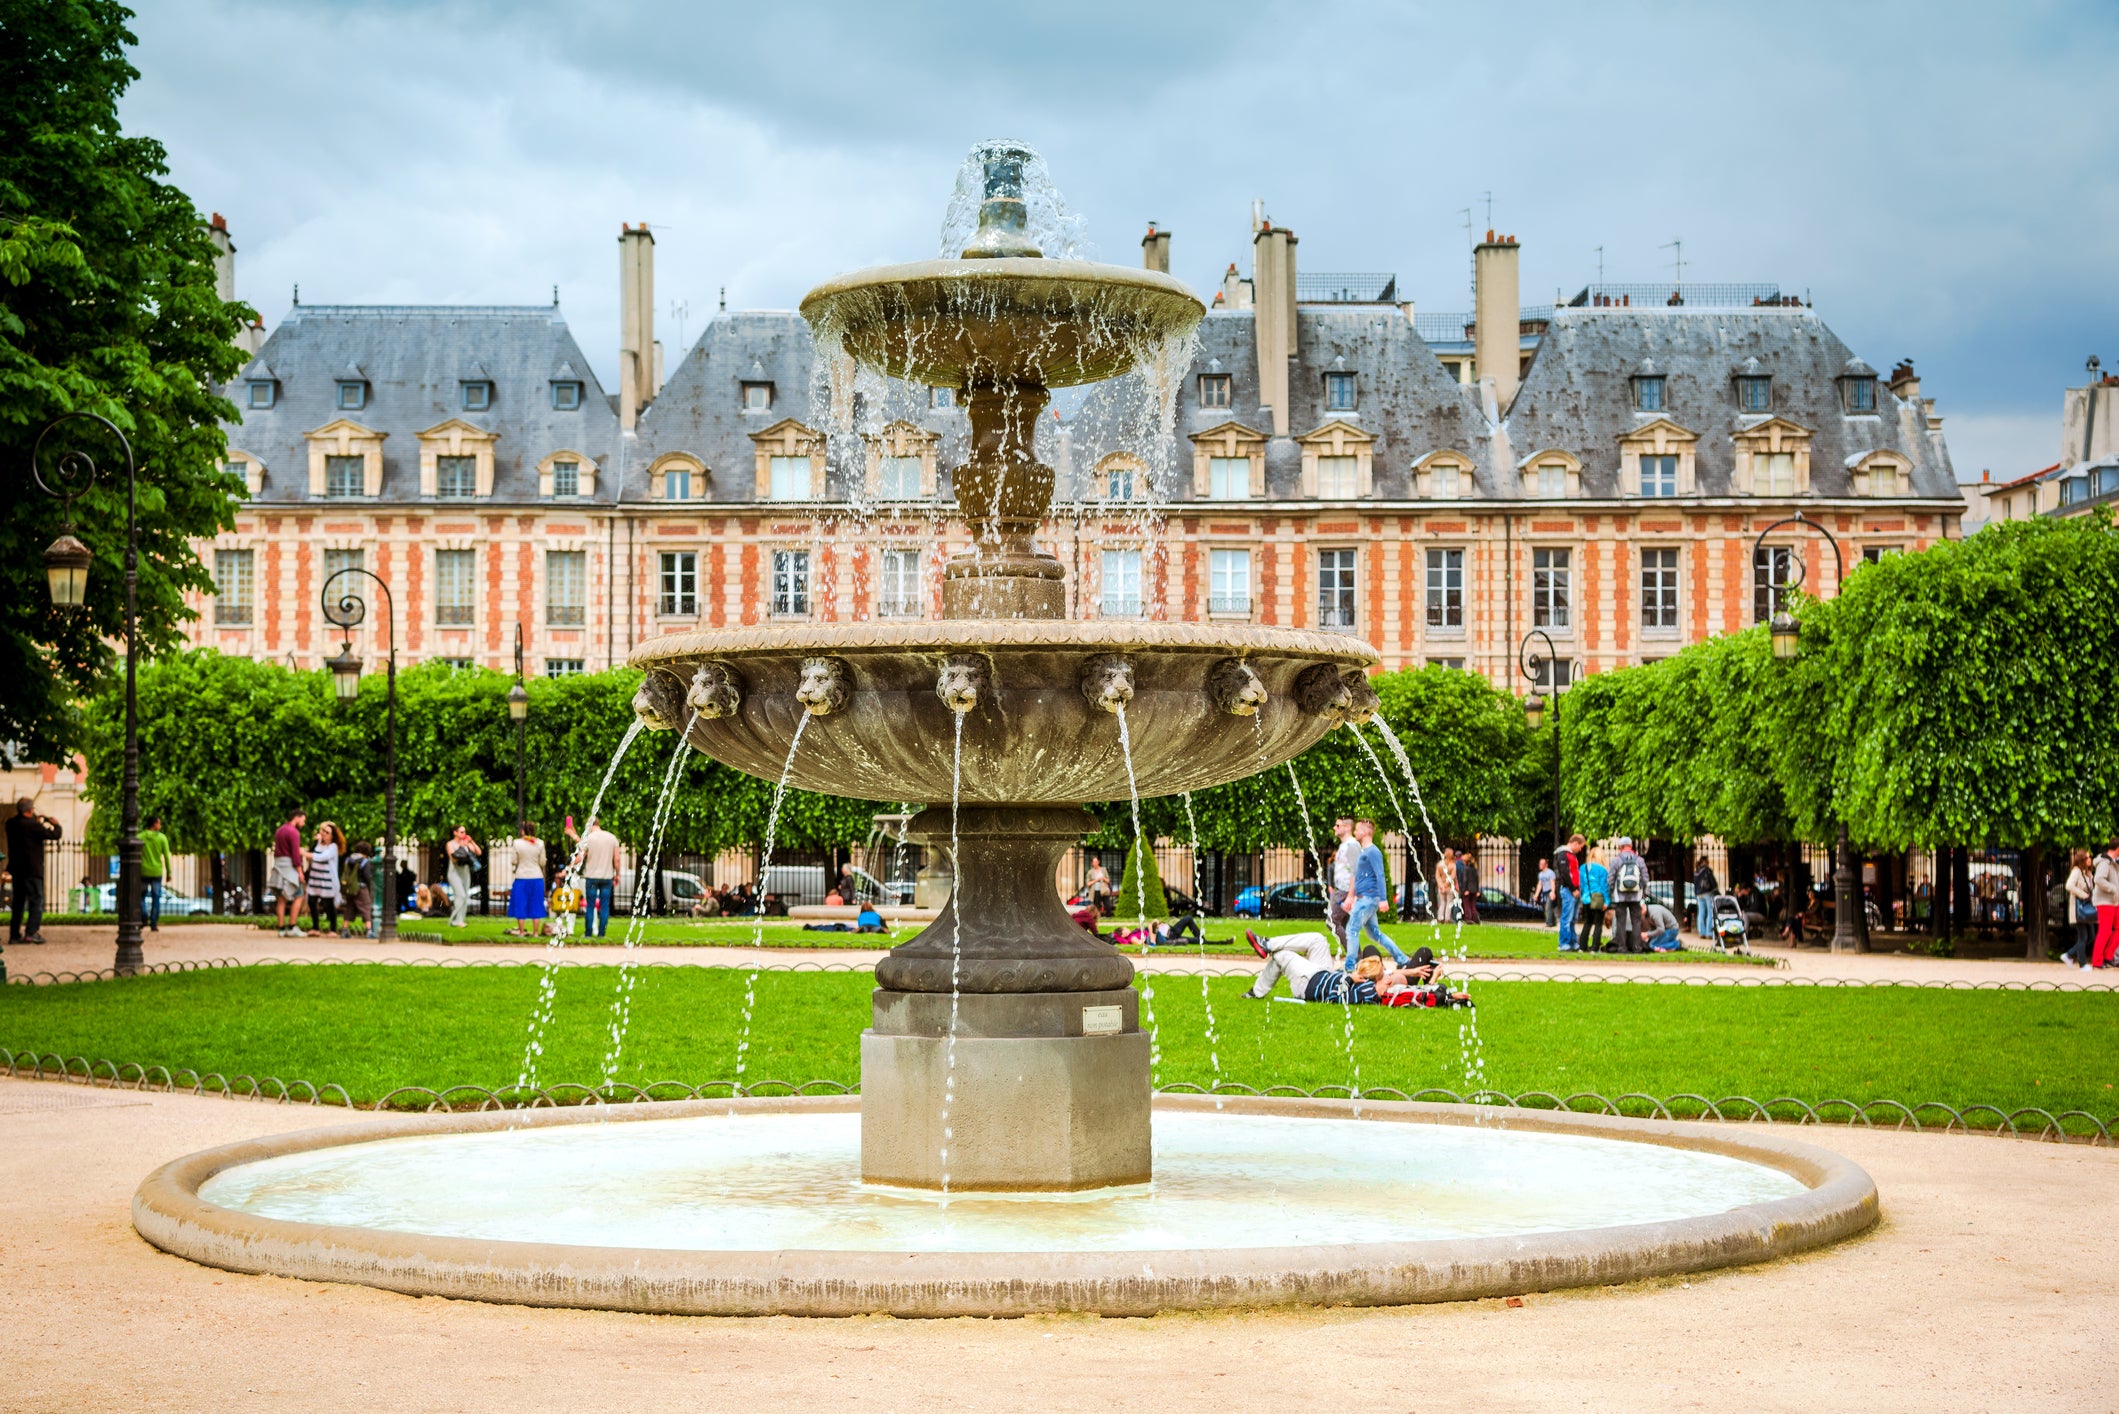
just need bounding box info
[387,915,1762,963]
[4,965,2111,1127]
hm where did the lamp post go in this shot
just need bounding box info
[509,624,529,833]
[31,412,144,975]
[1748,511,1861,954]
[321,567,399,942]
[1517,628,1563,855]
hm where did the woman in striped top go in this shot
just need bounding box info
[305,820,344,936]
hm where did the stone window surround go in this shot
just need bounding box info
[1617,418,1700,497]
[414,419,498,498]
[1297,420,1375,499]
[304,419,386,498]
[1414,449,1474,500]
[750,419,826,502]
[647,451,706,501]
[862,420,940,500]
[1846,449,1912,497]
[537,449,599,499]
[1638,542,1684,638]
[768,543,813,618]
[1422,544,1468,638]
[224,449,267,496]
[544,543,590,626]
[1204,543,1255,621]
[1090,541,1148,619]
[1732,417,1814,496]
[1098,451,1149,503]
[1189,420,1267,500]
[1516,447,1583,499]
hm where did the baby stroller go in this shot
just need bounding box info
[1708,893,1750,954]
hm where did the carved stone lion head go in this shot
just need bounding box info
[1206,658,1269,717]
[631,670,687,731]
[935,654,986,714]
[1340,668,1380,726]
[1295,662,1354,722]
[686,661,743,720]
[795,656,851,716]
[1079,654,1136,714]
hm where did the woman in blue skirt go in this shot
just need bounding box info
[506,821,549,938]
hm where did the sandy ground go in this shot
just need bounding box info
[9,921,2108,988]
[0,1077,2111,1413]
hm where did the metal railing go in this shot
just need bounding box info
[1563,283,1791,309]
[1297,272,1397,304]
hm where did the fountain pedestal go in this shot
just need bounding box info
[862,805,1150,1190]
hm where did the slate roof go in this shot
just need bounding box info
[227,304,618,503]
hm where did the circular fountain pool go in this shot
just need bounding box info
[136,1097,1878,1316]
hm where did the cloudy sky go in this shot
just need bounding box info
[124,0,2119,482]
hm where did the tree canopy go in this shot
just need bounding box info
[0,0,253,763]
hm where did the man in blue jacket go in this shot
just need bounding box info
[1347,819,1411,968]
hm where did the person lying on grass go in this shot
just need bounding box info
[1111,916,1206,948]
[1240,930,1444,1004]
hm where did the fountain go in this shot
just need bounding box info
[131,144,1877,1313]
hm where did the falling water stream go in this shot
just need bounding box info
[1178,790,1223,1106]
[1113,705,1159,1088]
[599,713,699,1087]
[938,711,964,1199]
[732,710,814,1097]
[516,716,646,1093]
[1282,757,1361,1112]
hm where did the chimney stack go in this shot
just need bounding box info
[205,213,265,354]
[1888,358,1920,403]
[1141,222,1171,274]
[1252,220,1298,435]
[1473,231,1521,411]
[618,223,658,431]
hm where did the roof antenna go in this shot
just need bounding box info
[1459,208,1474,306]
[552,284,559,306]
[669,297,690,351]
[718,285,726,313]
[292,281,300,306]
[1594,245,1604,290]
[1660,238,1684,296]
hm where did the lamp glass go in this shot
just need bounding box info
[43,534,91,609]
[1770,613,1801,660]
[327,645,363,699]
[507,684,529,721]
[1524,692,1545,730]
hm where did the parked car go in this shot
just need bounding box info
[1231,885,1265,919]
[608,869,708,915]
[1066,885,1204,918]
[84,882,217,917]
[1260,880,1330,920]
[1466,886,1544,923]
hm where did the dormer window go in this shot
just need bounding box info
[1324,371,1357,412]
[551,380,583,411]
[928,386,955,409]
[461,380,493,412]
[551,460,579,497]
[741,381,773,412]
[1845,377,1876,413]
[1199,373,1232,409]
[1535,461,1568,498]
[1107,466,1138,501]
[247,379,277,409]
[1633,375,1665,412]
[1737,375,1771,412]
[336,379,367,411]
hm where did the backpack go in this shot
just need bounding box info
[1613,855,1645,901]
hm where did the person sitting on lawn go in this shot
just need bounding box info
[1644,900,1682,951]
[855,903,886,934]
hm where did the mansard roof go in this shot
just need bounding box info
[1504,308,1959,498]
[225,303,617,503]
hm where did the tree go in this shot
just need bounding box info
[0,0,254,763]
[1116,830,1167,920]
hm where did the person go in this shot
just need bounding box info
[1534,857,1557,927]
[855,903,886,934]
[138,814,171,931]
[1579,845,1610,952]
[1555,835,1584,951]
[304,820,344,936]
[1434,848,1459,925]
[2092,839,2119,970]
[6,799,63,945]
[1643,899,1682,951]
[506,822,548,937]
[1346,819,1412,966]
[569,816,622,939]
[1240,930,1433,1005]
[394,860,418,917]
[1115,915,1206,948]
[2063,849,2096,970]
[822,887,845,907]
[1085,858,1113,916]
[1691,857,1720,936]
[1454,848,1481,924]
[344,839,374,938]
[1607,837,1648,953]
[446,826,481,928]
[1328,817,1358,951]
[270,809,307,937]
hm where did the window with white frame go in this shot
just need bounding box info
[436,455,477,499]
[1208,548,1250,614]
[435,657,474,671]
[878,548,921,617]
[435,549,476,624]
[1863,464,1898,496]
[741,382,773,412]
[771,549,810,616]
[1427,657,1465,670]
[1317,455,1358,498]
[324,548,363,586]
[928,386,955,409]
[214,549,254,625]
[769,454,811,501]
[1106,465,1138,501]
[664,467,692,500]
[1639,454,1678,498]
[1324,371,1357,412]
[1535,461,1567,498]
[1428,463,1461,498]
[1860,545,1902,566]
[658,551,697,616]
[878,456,922,500]
[551,460,580,497]
[545,659,585,676]
[1533,548,1571,630]
[1317,549,1356,629]
[1753,545,1795,622]
[1756,452,1796,496]
[325,455,364,498]
[547,550,586,625]
[1425,548,1463,629]
[1208,456,1249,500]
[1641,547,1679,630]
[1199,374,1231,409]
[1528,656,1576,692]
[1099,549,1143,618]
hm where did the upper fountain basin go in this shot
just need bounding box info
[800,258,1204,390]
[628,620,1379,804]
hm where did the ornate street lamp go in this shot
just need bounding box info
[321,567,399,941]
[510,623,529,832]
[1749,511,1860,954]
[31,412,145,975]
[1517,628,1563,855]
[1522,690,1546,732]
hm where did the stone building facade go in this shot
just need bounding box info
[187,218,1964,690]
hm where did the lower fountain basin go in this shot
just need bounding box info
[136,1096,1878,1317]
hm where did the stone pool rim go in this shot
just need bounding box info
[132,1094,1879,1318]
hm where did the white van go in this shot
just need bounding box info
[609,869,707,915]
